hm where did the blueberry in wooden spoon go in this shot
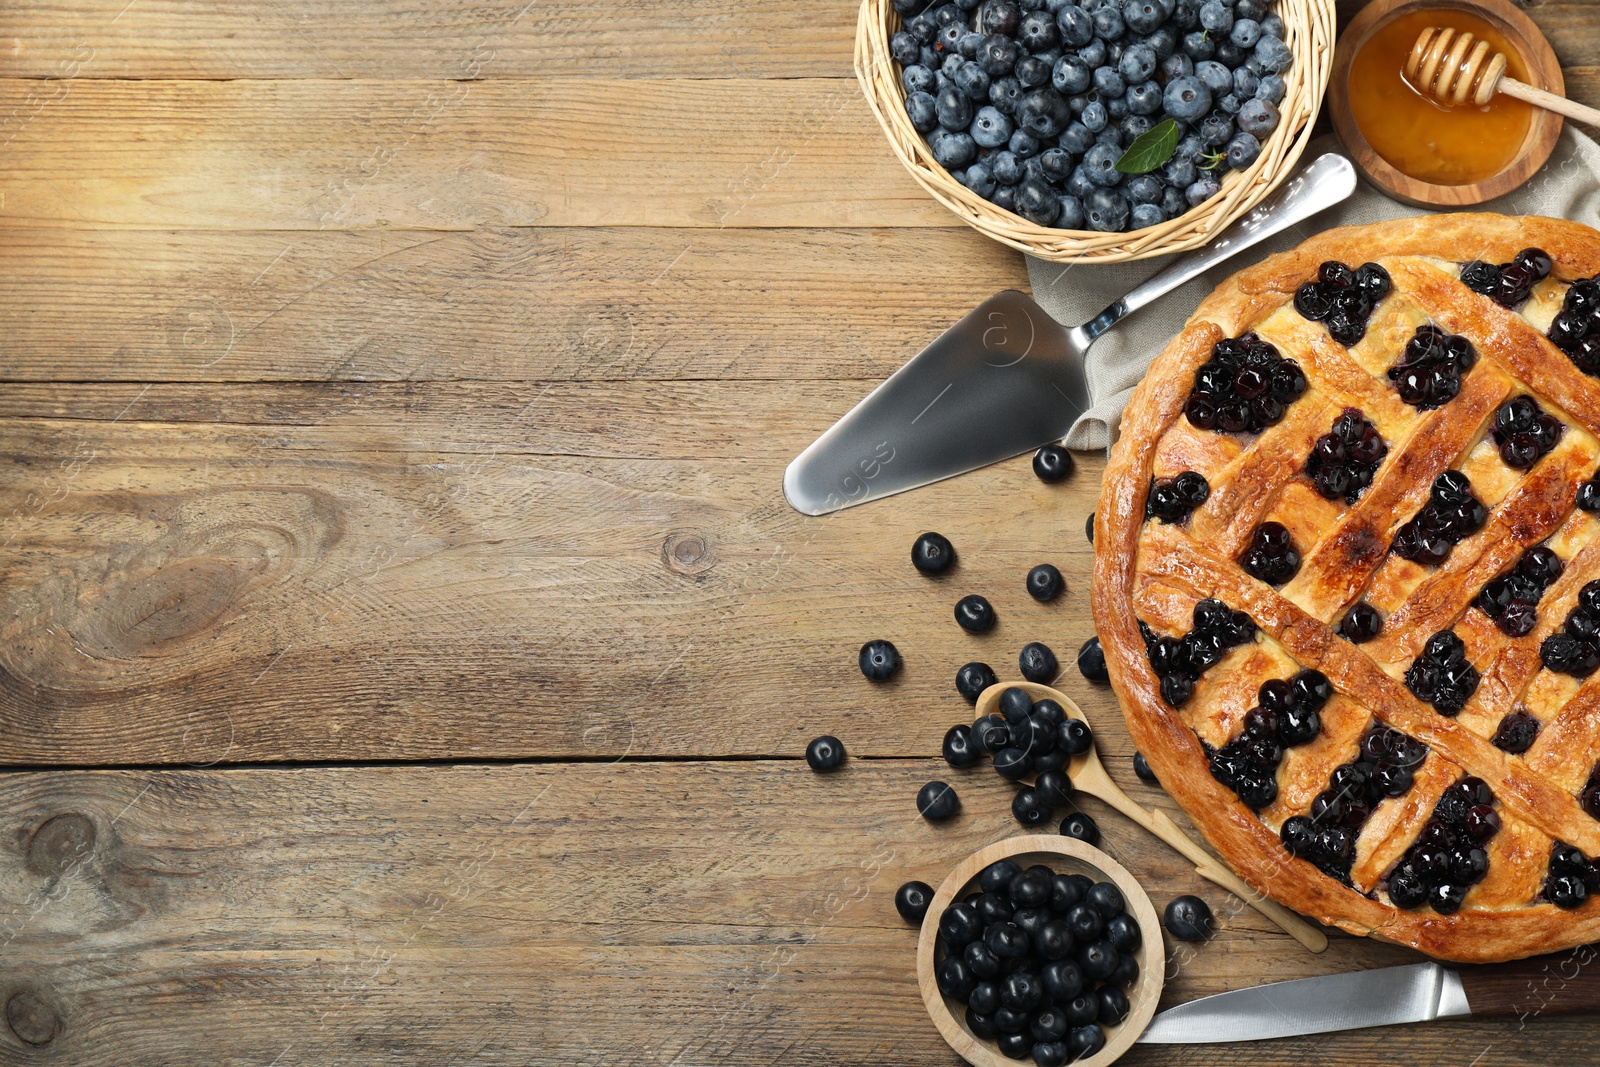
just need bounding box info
[1027,564,1064,602]
[805,735,845,772]
[858,639,901,681]
[894,880,934,922]
[911,531,956,575]
[955,661,998,703]
[955,594,998,633]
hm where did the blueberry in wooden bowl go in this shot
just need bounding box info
[915,833,1164,1067]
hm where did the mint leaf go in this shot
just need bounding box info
[1114,118,1180,175]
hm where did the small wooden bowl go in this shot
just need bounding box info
[915,834,1166,1067]
[1329,0,1563,206]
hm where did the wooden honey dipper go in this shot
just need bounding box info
[1404,26,1600,127]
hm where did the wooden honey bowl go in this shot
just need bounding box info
[1329,0,1564,206]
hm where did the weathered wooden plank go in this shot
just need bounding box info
[0,383,1103,764]
[4,761,1578,1066]
[0,79,952,230]
[0,227,1026,383]
[0,0,859,80]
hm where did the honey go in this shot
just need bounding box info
[1347,8,1534,185]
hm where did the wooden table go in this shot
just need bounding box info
[0,1,1596,1063]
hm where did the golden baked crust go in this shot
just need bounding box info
[1094,213,1600,962]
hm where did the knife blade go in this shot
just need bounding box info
[1138,962,1470,1043]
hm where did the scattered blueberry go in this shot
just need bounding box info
[956,594,998,633]
[858,639,902,682]
[1033,443,1074,482]
[1163,894,1214,941]
[917,780,961,821]
[1085,513,1095,543]
[1077,637,1110,684]
[1059,810,1101,845]
[1133,752,1159,784]
[912,531,957,574]
[956,661,999,703]
[1020,641,1059,682]
[806,735,845,772]
[944,724,982,768]
[896,880,934,922]
[1028,563,1065,602]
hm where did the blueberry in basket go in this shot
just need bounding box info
[890,0,1295,232]
[935,861,1142,1063]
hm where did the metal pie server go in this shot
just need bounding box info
[1139,955,1600,1044]
[783,152,1357,516]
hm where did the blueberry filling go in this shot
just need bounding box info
[1388,325,1476,410]
[1280,725,1428,884]
[1305,410,1387,504]
[1460,247,1553,309]
[1294,260,1391,346]
[1338,601,1384,644]
[1578,470,1600,513]
[1581,764,1600,821]
[1239,520,1300,585]
[1145,470,1210,523]
[1391,470,1487,566]
[1489,394,1564,470]
[1543,842,1600,909]
[1204,669,1331,810]
[1547,276,1600,373]
[1182,332,1307,433]
[1385,775,1498,913]
[1142,598,1257,707]
[1404,630,1480,716]
[1540,580,1600,677]
[1492,710,1541,754]
[1475,544,1563,638]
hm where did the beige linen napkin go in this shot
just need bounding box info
[1025,128,1600,451]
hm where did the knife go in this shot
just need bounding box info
[781,152,1358,516]
[1138,955,1600,1043]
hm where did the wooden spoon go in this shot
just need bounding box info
[976,680,1329,954]
[1404,26,1600,128]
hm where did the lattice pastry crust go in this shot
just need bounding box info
[1095,213,1600,962]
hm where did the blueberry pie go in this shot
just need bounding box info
[1096,214,1600,962]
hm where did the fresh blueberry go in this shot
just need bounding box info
[1016,53,1053,89]
[859,639,902,681]
[982,0,1023,36]
[1126,79,1163,115]
[1014,178,1060,225]
[917,780,961,821]
[1133,751,1159,784]
[1076,637,1109,684]
[1020,642,1059,682]
[992,185,1018,212]
[1065,1024,1105,1062]
[990,75,1025,115]
[1160,50,1194,82]
[1028,563,1065,602]
[1056,5,1095,48]
[1195,59,1232,95]
[1216,91,1242,115]
[1213,38,1246,66]
[1261,12,1285,39]
[1125,0,1165,33]
[1162,74,1211,123]
[937,84,975,130]
[1253,34,1292,73]
[1130,202,1163,228]
[1225,130,1261,169]
[1018,9,1060,52]
[1160,185,1186,218]
[896,880,934,922]
[962,162,997,197]
[955,594,998,634]
[1185,172,1221,206]
[944,724,981,768]
[1057,194,1086,229]
[1182,28,1215,60]
[992,150,1024,186]
[890,30,921,66]
[957,661,999,703]
[1230,18,1260,48]
[1236,97,1278,139]
[930,128,977,168]
[1059,810,1101,844]
[954,60,993,102]
[1000,685,1034,723]
[905,90,939,132]
[972,105,1015,149]
[806,735,845,772]
[1036,767,1074,807]
[1018,87,1073,137]
[1092,63,1126,100]
[1009,128,1041,157]
[1034,443,1074,481]
[1125,173,1161,204]
[1081,142,1120,186]
[1232,64,1260,98]
[1198,0,1232,32]
[903,62,937,95]
[1086,187,1129,231]
[1119,42,1157,83]
[1080,98,1109,133]
[1162,156,1197,188]
[936,956,976,999]
[1163,894,1213,940]
[1092,5,1125,40]
[1013,787,1055,826]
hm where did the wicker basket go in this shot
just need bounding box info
[856,0,1336,263]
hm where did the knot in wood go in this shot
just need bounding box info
[5,991,61,1046]
[662,531,716,576]
[24,812,95,878]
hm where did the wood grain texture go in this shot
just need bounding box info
[0,78,953,231]
[2,761,1584,1067]
[0,382,1105,764]
[0,227,1025,382]
[0,0,860,80]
